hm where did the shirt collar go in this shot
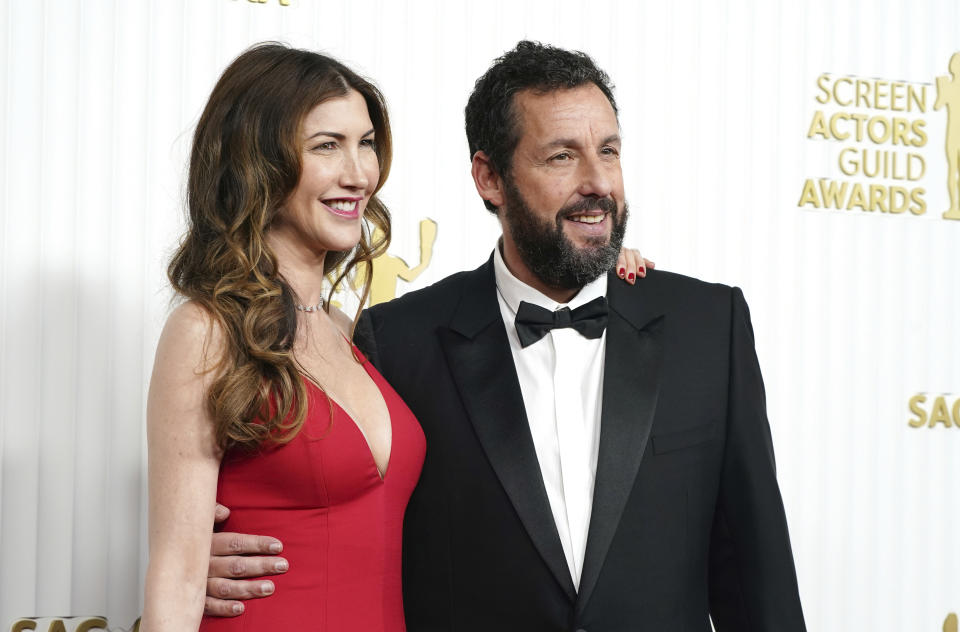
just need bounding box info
[493,242,608,317]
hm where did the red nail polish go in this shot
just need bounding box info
[618,267,625,277]
[628,272,635,281]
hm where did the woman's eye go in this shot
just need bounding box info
[360,138,377,150]
[311,141,337,151]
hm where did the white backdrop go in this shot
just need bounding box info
[1,0,958,630]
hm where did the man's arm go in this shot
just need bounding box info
[708,288,806,631]
[204,504,289,616]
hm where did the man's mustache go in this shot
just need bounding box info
[557,197,618,219]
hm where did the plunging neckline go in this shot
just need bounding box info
[302,356,392,481]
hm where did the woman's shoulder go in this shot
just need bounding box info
[156,300,228,375]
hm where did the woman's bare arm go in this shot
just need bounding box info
[142,303,224,631]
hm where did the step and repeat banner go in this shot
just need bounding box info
[0,0,957,630]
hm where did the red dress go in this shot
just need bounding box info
[199,350,425,631]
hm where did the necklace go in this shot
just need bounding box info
[295,298,324,313]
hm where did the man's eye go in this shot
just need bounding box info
[601,146,620,157]
[550,152,572,161]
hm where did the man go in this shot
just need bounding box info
[205,41,806,630]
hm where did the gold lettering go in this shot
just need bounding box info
[867,116,892,144]
[890,82,906,111]
[891,118,911,146]
[833,77,854,106]
[846,183,868,210]
[909,187,926,214]
[929,396,953,428]
[819,179,849,208]
[47,622,66,632]
[911,119,927,147]
[829,112,850,140]
[76,618,109,632]
[856,80,871,107]
[889,186,909,213]
[954,398,960,426]
[807,110,829,139]
[907,84,926,112]
[908,394,927,427]
[850,113,869,141]
[816,74,831,104]
[11,621,37,632]
[797,179,821,208]
[869,185,888,211]
[861,150,880,178]
[908,153,926,180]
[874,80,889,108]
[838,147,859,176]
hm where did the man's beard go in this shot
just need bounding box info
[501,177,628,291]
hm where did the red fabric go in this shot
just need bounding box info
[200,351,425,630]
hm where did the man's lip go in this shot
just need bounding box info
[562,210,610,221]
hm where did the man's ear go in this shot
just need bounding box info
[470,151,505,209]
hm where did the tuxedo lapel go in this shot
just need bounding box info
[577,273,666,613]
[438,259,577,601]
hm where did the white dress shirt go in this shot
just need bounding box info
[493,245,606,590]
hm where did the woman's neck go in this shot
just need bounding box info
[265,227,328,305]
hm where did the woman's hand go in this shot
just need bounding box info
[616,248,655,285]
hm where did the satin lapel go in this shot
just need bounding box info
[576,273,665,613]
[439,258,577,602]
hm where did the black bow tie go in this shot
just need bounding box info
[514,296,609,348]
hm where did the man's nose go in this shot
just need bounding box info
[576,156,615,199]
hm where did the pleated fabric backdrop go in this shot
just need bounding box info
[1,1,958,630]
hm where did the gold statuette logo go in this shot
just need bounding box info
[365,219,437,306]
[799,52,960,220]
[945,613,958,632]
[327,218,438,309]
[934,53,960,220]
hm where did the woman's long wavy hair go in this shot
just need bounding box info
[168,43,392,452]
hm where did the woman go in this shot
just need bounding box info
[142,43,423,630]
[142,42,649,630]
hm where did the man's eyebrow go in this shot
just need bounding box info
[305,128,376,141]
[542,133,621,149]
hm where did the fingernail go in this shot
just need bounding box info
[261,582,274,595]
[232,603,244,614]
[639,267,646,277]
[275,560,289,572]
[627,272,635,281]
[269,542,282,554]
[618,267,625,278]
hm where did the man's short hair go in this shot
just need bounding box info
[465,40,618,212]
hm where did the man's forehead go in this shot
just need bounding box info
[513,84,619,141]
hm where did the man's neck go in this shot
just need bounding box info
[499,239,582,304]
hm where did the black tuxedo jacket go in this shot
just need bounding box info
[358,259,806,632]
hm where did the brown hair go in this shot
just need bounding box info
[168,42,392,451]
